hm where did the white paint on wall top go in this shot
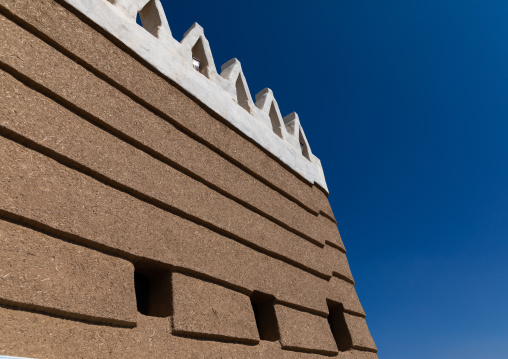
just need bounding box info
[64,0,329,193]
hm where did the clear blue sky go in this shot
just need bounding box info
[159,1,508,357]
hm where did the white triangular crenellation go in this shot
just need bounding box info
[108,0,171,40]
[139,0,172,40]
[283,112,313,160]
[180,23,218,79]
[255,89,287,139]
[283,112,300,137]
[63,0,329,193]
[220,59,255,114]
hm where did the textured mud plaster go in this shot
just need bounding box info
[328,277,365,317]
[0,306,375,359]
[172,273,259,343]
[274,304,338,355]
[324,245,354,283]
[313,186,336,221]
[320,215,346,249]
[0,0,378,356]
[0,137,331,315]
[344,314,377,352]
[0,16,331,249]
[0,220,136,327]
[0,71,330,277]
[341,351,379,359]
[0,0,329,215]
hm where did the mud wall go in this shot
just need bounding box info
[0,1,377,358]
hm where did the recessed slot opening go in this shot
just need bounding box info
[269,103,283,138]
[134,264,172,317]
[250,291,280,341]
[327,300,352,351]
[191,38,210,77]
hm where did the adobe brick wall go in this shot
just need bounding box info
[0,1,377,358]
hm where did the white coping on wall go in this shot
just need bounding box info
[63,0,329,193]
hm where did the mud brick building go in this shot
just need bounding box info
[0,1,377,358]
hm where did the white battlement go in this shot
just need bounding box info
[63,0,329,193]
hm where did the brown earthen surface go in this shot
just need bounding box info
[275,304,338,355]
[320,214,346,250]
[0,136,332,315]
[0,1,377,357]
[313,185,337,222]
[0,70,331,278]
[325,244,354,283]
[0,11,343,251]
[0,219,136,327]
[344,313,378,352]
[0,0,335,217]
[0,305,376,359]
[341,351,379,359]
[172,272,259,343]
[328,277,366,317]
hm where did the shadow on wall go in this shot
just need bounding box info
[132,264,354,351]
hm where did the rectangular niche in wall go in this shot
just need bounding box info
[134,264,172,318]
[250,291,280,341]
[327,300,353,351]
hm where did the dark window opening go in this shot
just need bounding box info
[327,300,352,351]
[134,266,172,317]
[250,291,280,341]
[134,271,150,315]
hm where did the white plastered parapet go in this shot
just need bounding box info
[65,0,329,193]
